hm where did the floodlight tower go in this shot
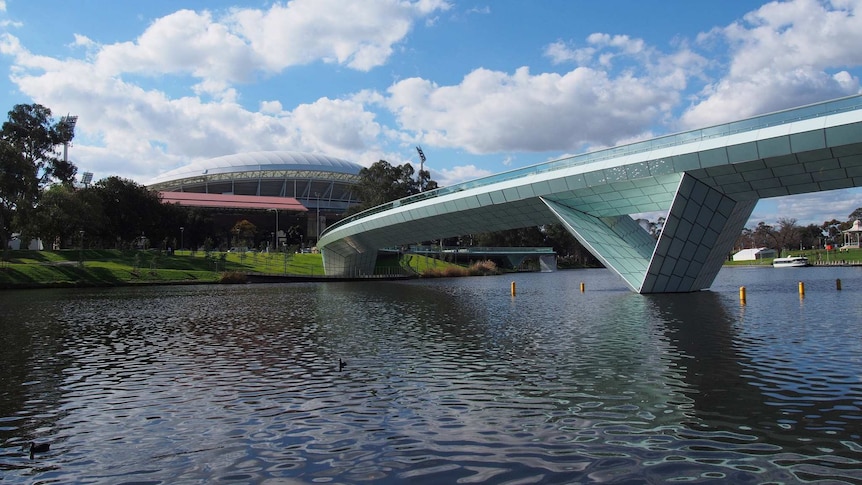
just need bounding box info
[60,115,78,164]
[415,145,426,192]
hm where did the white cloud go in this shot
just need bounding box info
[681,0,862,128]
[434,164,493,186]
[259,100,283,114]
[382,31,706,155]
[385,62,685,153]
[0,1,448,181]
[751,189,862,226]
[228,0,451,72]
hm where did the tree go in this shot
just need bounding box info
[849,207,862,222]
[475,227,545,247]
[0,104,77,249]
[799,223,824,250]
[752,221,777,250]
[821,219,846,246]
[347,160,438,214]
[775,217,801,252]
[90,176,165,247]
[231,219,256,248]
[735,226,754,250]
[25,185,92,249]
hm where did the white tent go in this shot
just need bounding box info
[732,247,776,261]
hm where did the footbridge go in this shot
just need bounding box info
[319,95,862,293]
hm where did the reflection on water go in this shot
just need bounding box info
[1,267,861,483]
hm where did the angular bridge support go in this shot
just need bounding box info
[544,173,757,293]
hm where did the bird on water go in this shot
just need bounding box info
[29,442,50,459]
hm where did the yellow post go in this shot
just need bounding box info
[798,281,805,297]
[511,281,516,296]
[739,286,746,304]
[836,278,842,290]
[580,282,585,293]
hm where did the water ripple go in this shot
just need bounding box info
[2,271,862,483]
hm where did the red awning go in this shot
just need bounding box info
[160,192,307,211]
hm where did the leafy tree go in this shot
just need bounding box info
[0,104,77,248]
[849,207,862,222]
[799,223,824,249]
[347,160,438,214]
[90,176,165,247]
[735,226,754,250]
[821,218,846,246]
[543,223,600,267]
[752,221,777,250]
[476,227,545,247]
[25,185,93,249]
[775,217,801,252]
[231,219,256,248]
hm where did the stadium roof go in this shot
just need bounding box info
[160,192,307,211]
[146,151,363,187]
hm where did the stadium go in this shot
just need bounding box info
[146,151,364,249]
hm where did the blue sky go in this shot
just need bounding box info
[2,0,862,227]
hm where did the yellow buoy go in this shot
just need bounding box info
[511,281,516,296]
[580,282,585,292]
[798,281,805,297]
[739,286,746,304]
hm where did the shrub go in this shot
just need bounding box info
[420,259,499,278]
[219,271,247,284]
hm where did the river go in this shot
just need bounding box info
[1,267,861,484]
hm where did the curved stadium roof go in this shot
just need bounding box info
[147,151,363,187]
[146,151,365,212]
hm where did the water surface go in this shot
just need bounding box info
[1,267,861,483]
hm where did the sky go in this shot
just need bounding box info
[1,0,862,228]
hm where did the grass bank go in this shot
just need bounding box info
[0,249,325,289]
[0,249,483,289]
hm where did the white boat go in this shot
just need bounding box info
[772,256,809,268]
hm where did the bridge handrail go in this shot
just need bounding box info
[323,94,862,237]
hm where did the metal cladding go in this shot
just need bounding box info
[320,95,862,293]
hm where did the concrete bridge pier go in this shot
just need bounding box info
[544,173,757,293]
[322,243,378,277]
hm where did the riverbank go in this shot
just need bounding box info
[0,249,467,290]
[724,247,862,267]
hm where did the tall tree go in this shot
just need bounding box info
[0,104,77,249]
[752,221,777,250]
[90,176,165,247]
[25,184,94,249]
[775,217,801,252]
[347,160,438,214]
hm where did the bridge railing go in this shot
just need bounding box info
[323,94,862,238]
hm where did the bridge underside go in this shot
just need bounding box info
[544,174,757,292]
[322,101,862,293]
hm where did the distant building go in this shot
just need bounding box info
[146,151,364,245]
[732,247,777,261]
[147,150,363,212]
[841,220,862,250]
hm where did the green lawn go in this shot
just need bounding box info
[0,249,468,288]
[0,249,318,288]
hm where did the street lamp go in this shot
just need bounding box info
[315,192,321,245]
[270,209,279,252]
[180,226,184,252]
[78,230,84,266]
